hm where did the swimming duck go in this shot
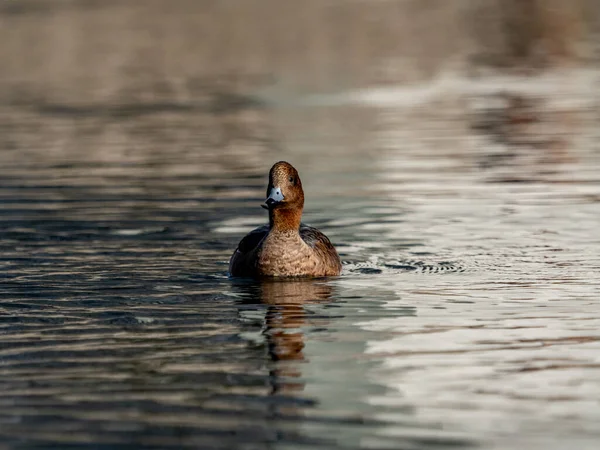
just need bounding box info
[229,161,342,278]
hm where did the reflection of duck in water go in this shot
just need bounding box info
[229,161,342,278]
[235,279,334,394]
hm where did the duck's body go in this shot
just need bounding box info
[230,224,341,277]
[229,162,342,278]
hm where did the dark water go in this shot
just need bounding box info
[2,2,600,449]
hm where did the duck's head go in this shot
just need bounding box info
[262,161,304,212]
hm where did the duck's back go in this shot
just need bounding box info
[297,225,342,276]
[228,224,341,277]
[228,225,269,277]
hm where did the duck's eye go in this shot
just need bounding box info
[289,176,295,184]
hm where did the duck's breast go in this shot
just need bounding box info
[258,231,315,277]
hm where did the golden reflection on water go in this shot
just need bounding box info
[234,279,334,395]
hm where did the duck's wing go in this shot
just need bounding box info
[229,225,269,277]
[299,224,342,275]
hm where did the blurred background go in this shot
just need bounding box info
[1,1,600,449]
[2,0,599,172]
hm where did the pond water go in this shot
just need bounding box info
[2,68,600,450]
[2,2,600,449]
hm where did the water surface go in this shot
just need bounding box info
[2,2,600,449]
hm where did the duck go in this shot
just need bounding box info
[229,161,342,278]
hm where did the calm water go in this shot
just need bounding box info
[2,75,600,449]
[2,2,600,449]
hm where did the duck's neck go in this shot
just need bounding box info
[269,208,302,233]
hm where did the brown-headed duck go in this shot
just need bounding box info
[229,161,342,278]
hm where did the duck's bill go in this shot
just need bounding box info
[262,186,284,209]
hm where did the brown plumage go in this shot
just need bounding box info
[229,161,342,278]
